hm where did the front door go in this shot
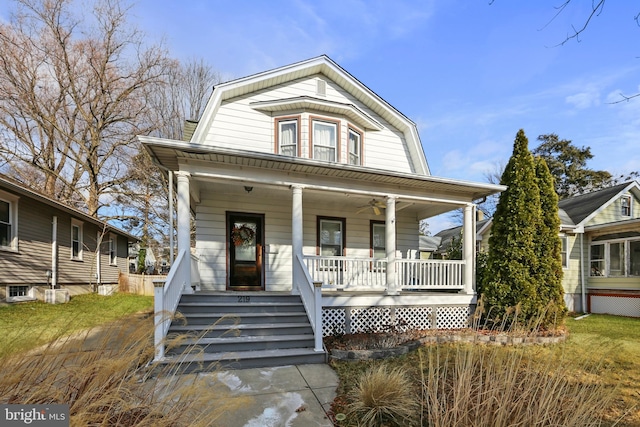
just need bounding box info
[227,212,264,290]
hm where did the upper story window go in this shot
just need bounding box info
[311,118,339,162]
[71,219,83,261]
[621,195,632,216]
[0,191,18,251]
[348,127,362,165]
[275,116,300,157]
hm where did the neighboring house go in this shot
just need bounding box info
[0,175,137,302]
[559,181,640,317]
[477,181,640,317]
[141,56,504,366]
[428,216,491,259]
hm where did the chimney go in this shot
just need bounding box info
[476,210,484,222]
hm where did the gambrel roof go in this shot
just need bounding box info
[190,55,430,176]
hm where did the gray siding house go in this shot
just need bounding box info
[0,175,137,302]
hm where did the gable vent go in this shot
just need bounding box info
[316,79,326,97]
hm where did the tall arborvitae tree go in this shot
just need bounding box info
[483,130,542,324]
[534,156,567,321]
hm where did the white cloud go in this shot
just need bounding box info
[565,90,600,109]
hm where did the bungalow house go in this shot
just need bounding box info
[476,181,640,317]
[0,175,137,303]
[141,56,504,368]
[559,181,640,317]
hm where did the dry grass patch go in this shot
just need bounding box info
[0,312,248,426]
[331,314,640,426]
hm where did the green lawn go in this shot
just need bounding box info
[0,293,153,357]
[565,314,640,426]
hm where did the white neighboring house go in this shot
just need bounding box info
[140,56,504,367]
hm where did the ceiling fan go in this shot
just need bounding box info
[356,199,386,215]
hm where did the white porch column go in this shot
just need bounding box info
[176,171,192,293]
[291,185,303,294]
[462,203,475,294]
[385,196,398,295]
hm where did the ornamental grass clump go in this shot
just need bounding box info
[419,342,615,427]
[346,364,419,426]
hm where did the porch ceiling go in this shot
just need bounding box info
[140,136,504,210]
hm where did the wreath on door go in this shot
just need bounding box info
[231,224,256,246]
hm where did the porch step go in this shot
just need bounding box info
[160,292,325,371]
[167,334,315,354]
[155,348,327,372]
[172,311,310,325]
[169,322,313,338]
[176,302,306,314]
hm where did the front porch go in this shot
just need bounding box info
[153,250,475,369]
[146,144,497,367]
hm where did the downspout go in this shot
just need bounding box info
[580,232,587,313]
[52,216,58,288]
[96,232,101,286]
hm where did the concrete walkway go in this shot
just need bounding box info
[153,364,338,427]
[209,364,338,426]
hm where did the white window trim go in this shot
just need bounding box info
[589,237,640,277]
[275,116,300,157]
[109,233,117,266]
[348,127,362,166]
[621,195,632,217]
[311,118,339,162]
[560,235,569,269]
[0,190,19,252]
[71,219,84,261]
[6,285,35,303]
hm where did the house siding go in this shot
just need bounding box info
[0,185,131,301]
[201,75,415,174]
[586,191,640,227]
[195,186,420,292]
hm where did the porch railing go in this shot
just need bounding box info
[154,249,201,361]
[294,253,324,352]
[303,256,387,290]
[304,256,465,291]
[397,259,464,290]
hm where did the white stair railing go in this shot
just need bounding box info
[295,253,323,352]
[154,249,192,361]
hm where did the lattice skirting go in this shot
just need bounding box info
[322,305,472,336]
[590,295,640,318]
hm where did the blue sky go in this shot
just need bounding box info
[3,0,639,232]
[126,0,640,180]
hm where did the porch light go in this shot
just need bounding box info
[244,186,253,193]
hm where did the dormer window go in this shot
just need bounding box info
[275,116,300,157]
[622,195,631,216]
[348,127,362,165]
[311,118,339,162]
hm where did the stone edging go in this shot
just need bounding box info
[329,331,568,362]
